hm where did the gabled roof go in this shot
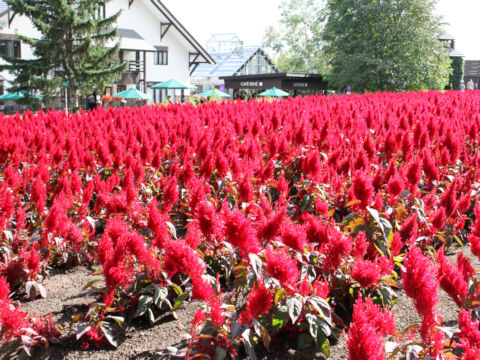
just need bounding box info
[0,0,8,17]
[152,0,215,65]
[193,46,278,77]
[438,33,455,41]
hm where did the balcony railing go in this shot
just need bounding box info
[126,60,144,73]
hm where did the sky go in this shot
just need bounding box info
[162,0,480,60]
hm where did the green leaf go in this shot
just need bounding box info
[153,287,168,307]
[297,333,313,349]
[133,295,153,318]
[286,296,303,324]
[147,308,155,325]
[106,315,124,327]
[215,347,227,360]
[101,326,118,348]
[172,292,188,311]
[249,253,263,279]
[82,279,101,291]
[274,288,286,305]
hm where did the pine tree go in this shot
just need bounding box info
[323,0,451,92]
[1,0,126,108]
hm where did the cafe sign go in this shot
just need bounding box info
[240,81,264,88]
[292,82,308,88]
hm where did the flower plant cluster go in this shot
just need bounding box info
[1,91,480,358]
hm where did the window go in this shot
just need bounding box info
[0,41,7,56]
[13,41,20,58]
[154,50,168,65]
[97,4,106,19]
[0,40,21,58]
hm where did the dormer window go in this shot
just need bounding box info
[154,46,168,65]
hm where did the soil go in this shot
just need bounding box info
[18,245,479,360]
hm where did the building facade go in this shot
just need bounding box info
[0,0,214,104]
[191,33,279,96]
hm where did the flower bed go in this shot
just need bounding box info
[1,91,480,359]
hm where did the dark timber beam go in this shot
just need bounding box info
[8,11,16,26]
[190,63,199,75]
[161,22,171,40]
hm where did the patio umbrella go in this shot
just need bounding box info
[258,87,290,97]
[152,79,197,89]
[197,88,230,98]
[0,91,42,101]
[113,88,150,100]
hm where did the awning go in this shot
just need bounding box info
[115,28,156,52]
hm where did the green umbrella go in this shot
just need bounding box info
[0,91,42,101]
[152,79,197,90]
[113,88,150,100]
[197,88,230,98]
[258,87,290,97]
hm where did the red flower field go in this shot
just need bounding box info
[2,91,480,359]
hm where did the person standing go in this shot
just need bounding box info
[87,93,96,110]
[467,79,474,90]
[460,80,466,91]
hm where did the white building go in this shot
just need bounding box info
[0,0,214,103]
[191,33,279,97]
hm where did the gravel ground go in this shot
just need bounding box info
[17,245,479,359]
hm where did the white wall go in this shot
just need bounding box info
[0,13,40,87]
[0,0,204,100]
[109,0,193,85]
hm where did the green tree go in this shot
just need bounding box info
[449,57,464,90]
[323,0,451,92]
[1,0,126,108]
[263,0,327,73]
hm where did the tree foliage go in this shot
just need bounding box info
[449,57,464,90]
[1,0,126,106]
[322,0,451,92]
[263,0,327,73]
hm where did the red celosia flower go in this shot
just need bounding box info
[403,246,439,343]
[457,252,475,283]
[162,175,178,214]
[196,200,218,240]
[238,174,254,203]
[192,309,206,328]
[81,326,105,350]
[346,297,395,360]
[280,221,307,251]
[23,247,41,278]
[352,232,368,259]
[399,214,418,243]
[238,280,272,324]
[298,278,312,297]
[223,210,260,257]
[191,273,215,301]
[458,309,480,350]
[312,279,329,298]
[352,259,381,289]
[387,173,404,200]
[209,298,225,328]
[322,226,352,274]
[437,247,468,307]
[390,232,403,257]
[30,176,47,212]
[0,276,10,301]
[0,302,28,341]
[350,171,373,209]
[257,207,286,242]
[164,239,205,279]
[404,157,422,192]
[265,249,299,290]
[430,207,446,231]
